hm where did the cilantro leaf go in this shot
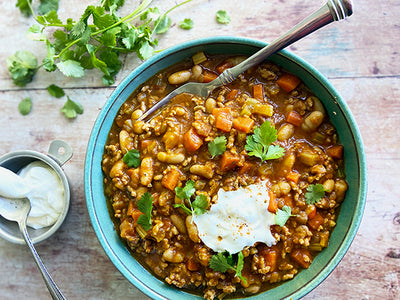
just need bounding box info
[56,60,85,77]
[209,252,247,283]
[18,97,32,116]
[245,121,285,162]
[179,18,193,30]
[175,180,196,201]
[305,184,326,204]
[7,51,38,87]
[122,149,141,168]
[101,0,125,12]
[208,136,227,158]
[60,96,83,119]
[154,15,171,34]
[192,194,208,215]
[174,181,208,216]
[16,0,32,17]
[46,84,65,98]
[38,0,59,16]
[216,10,231,24]
[27,25,46,41]
[137,192,153,231]
[275,205,292,227]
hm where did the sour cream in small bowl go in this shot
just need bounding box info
[0,140,72,244]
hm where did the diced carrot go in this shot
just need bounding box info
[232,117,255,133]
[252,83,264,100]
[120,219,136,240]
[308,212,325,230]
[260,246,278,272]
[283,195,294,208]
[216,61,233,74]
[268,191,278,213]
[238,161,254,175]
[161,168,181,191]
[326,145,344,159]
[220,151,240,172]
[276,73,301,93]
[131,208,144,224]
[306,205,317,220]
[187,257,200,271]
[226,89,239,100]
[202,70,218,83]
[286,110,303,127]
[286,170,300,184]
[212,107,233,132]
[141,139,152,150]
[291,248,312,269]
[183,128,203,152]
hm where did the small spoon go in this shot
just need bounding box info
[0,196,66,300]
[138,0,353,121]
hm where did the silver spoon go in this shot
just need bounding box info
[138,0,353,121]
[0,196,66,300]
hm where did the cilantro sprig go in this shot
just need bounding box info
[305,184,326,204]
[10,0,191,87]
[216,10,231,24]
[136,192,153,231]
[209,252,246,283]
[174,180,208,215]
[245,121,285,162]
[275,205,293,227]
[208,136,227,158]
[123,149,141,168]
[179,18,193,30]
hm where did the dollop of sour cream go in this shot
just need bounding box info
[18,161,65,229]
[0,166,30,198]
[193,181,276,254]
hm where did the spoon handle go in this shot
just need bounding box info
[19,223,66,300]
[218,0,353,84]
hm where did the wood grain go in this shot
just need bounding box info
[0,0,399,299]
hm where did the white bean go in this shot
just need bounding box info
[277,123,294,141]
[186,215,200,243]
[157,152,185,164]
[302,111,324,132]
[168,70,191,85]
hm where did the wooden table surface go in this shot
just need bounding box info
[0,0,399,299]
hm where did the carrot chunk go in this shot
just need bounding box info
[276,73,301,93]
[216,61,233,74]
[286,170,300,184]
[202,70,218,83]
[232,117,254,133]
[252,83,264,100]
[226,89,239,100]
[260,246,278,272]
[220,151,240,172]
[286,110,303,127]
[212,107,233,132]
[308,212,325,230]
[291,248,312,269]
[183,128,203,152]
[238,161,254,175]
[187,257,200,271]
[161,169,181,191]
[326,145,344,159]
[267,191,278,213]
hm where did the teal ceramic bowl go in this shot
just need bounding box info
[85,36,367,299]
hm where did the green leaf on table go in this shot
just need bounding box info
[154,15,171,34]
[18,97,32,116]
[216,10,231,24]
[27,25,46,41]
[138,40,154,60]
[60,96,83,119]
[179,18,193,30]
[101,0,125,12]
[46,84,65,98]
[7,50,38,87]
[56,60,85,77]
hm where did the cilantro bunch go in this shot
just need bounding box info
[9,0,190,87]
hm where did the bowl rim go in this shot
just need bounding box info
[85,36,367,299]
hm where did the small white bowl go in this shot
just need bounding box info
[0,140,72,244]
